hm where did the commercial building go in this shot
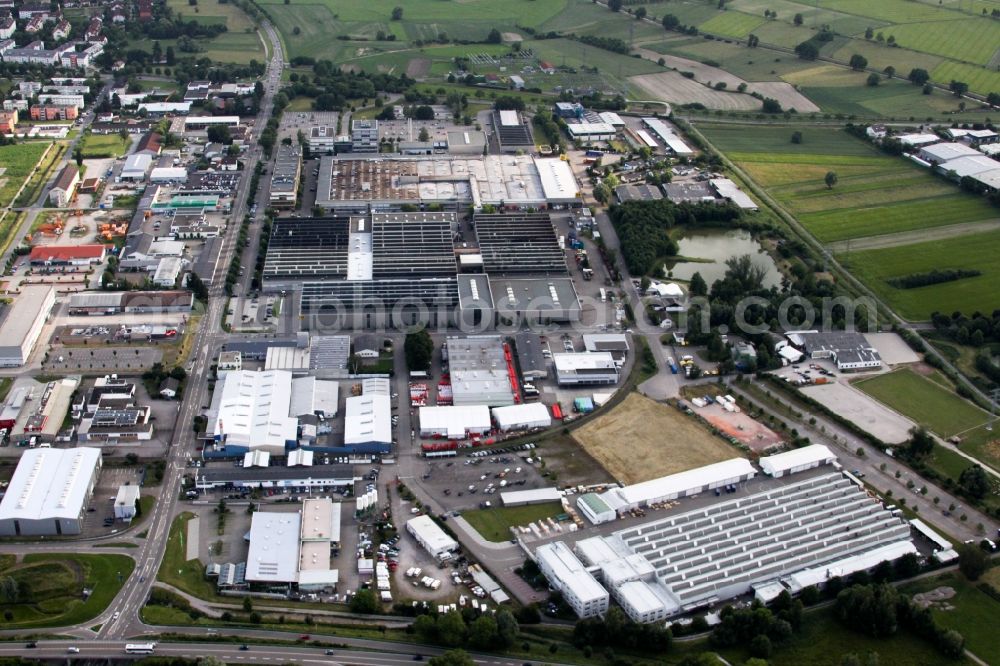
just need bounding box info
[600,458,756,512]
[245,499,342,587]
[788,330,882,371]
[936,154,1000,180]
[553,352,619,386]
[212,370,299,455]
[710,178,757,210]
[577,492,617,525]
[184,116,239,131]
[269,143,301,209]
[565,122,616,142]
[307,126,340,153]
[474,212,566,275]
[78,395,153,442]
[514,331,548,380]
[492,403,551,431]
[759,444,836,477]
[407,515,459,562]
[194,464,354,491]
[30,244,105,266]
[583,334,629,366]
[48,164,80,207]
[917,142,981,165]
[500,487,561,507]
[535,541,609,618]
[67,290,193,315]
[614,184,663,203]
[446,130,487,155]
[0,285,55,367]
[418,405,492,439]
[0,447,102,536]
[493,109,534,152]
[121,153,152,181]
[444,335,516,407]
[152,255,182,287]
[150,167,188,183]
[342,389,392,454]
[314,154,580,212]
[113,484,140,520]
[642,117,694,155]
[351,119,378,153]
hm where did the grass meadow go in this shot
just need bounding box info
[461,502,563,542]
[162,0,264,63]
[0,142,49,207]
[854,368,991,438]
[841,230,1000,320]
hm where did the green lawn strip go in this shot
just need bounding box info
[0,142,49,207]
[93,541,139,549]
[80,134,130,158]
[157,512,219,601]
[853,368,989,438]
[460,501,563,542]
[14,142,66,208]
[3,553,134,628]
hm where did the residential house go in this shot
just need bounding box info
[47,164,80,207]
[0,110,16,134]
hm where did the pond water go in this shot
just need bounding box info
[665,229,782,289]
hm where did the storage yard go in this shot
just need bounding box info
[573,393,741,485]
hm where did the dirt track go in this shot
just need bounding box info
[827,218,1000,252]
[573,393,741,484]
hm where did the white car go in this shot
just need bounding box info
[67,647,80,654]
[112,611,120,620]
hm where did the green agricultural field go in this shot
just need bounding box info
[0,143,49,208]
[883,19,1000,66]
[259,0,567,25]
[80,133,130,158]
[460,502,563,542]
[162,0,264,63]
[841,229,1000,320]
[931,61,1000,102]
[698,11,766,38]
[854,368,991,438]
[0,553,134,628]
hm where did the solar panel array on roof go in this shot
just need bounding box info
[370,212,456,277]
[263,217,352,280]
[474,212,567,275]
[493,110,533,149]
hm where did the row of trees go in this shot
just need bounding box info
[412,609,520,651]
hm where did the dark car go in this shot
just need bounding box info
[324,650,335,656]
[26,643,37,648]
[240,645,249,651]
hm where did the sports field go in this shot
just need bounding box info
[572,393,740,485]
[854,368,990,439]
[0,143,49,208]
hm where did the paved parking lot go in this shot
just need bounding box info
[414,450,550,513]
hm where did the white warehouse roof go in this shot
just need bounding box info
[566,122,616,137]
[246,511,301,583]
[939,154,1000,178]
[491,402,552,430]
[784,540,917,593]
[920,141,981,162]
[534,157,579,202]
[407,515,458,554]
[759,444,835,476]
[213,370,298,453]
[344,393,392,446]
[419,405,491,438]
[535,541,607,603]
[500,487,562,505]
[553,352,617,372]
[896,133,940,147]
[122,153,152,175]
[0,447,102,523]
[608,458,756,507]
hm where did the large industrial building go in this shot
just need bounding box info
[245,498,341,590]
[269,143,302,209]
[544,454,918,622]
[0,447,102,536]
[67,290,194,315]
[552,352,620,386]
[210,370,339,455]
[418,405,492,439]
[314,155,578,213]
[266,207,581,330]
[788,330,882,371]
[444,335,516,407]
[0,285,55,367]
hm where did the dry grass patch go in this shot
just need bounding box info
[573,393,740,485]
